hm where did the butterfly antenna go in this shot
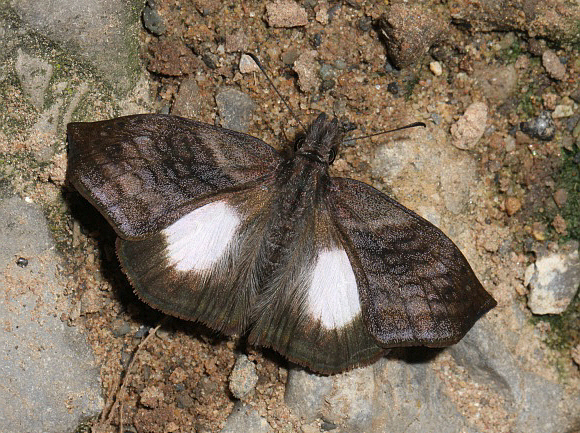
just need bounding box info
[343,121,426,144]
[246,53,306,132]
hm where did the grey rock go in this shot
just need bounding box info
[285,368,334,420]
[520,111,555,141]
[14,49,53,110]
[142,0,166,36]
[216,87,256,133]
[220,402,273,433]
[0,196,103,433]
[322,365,376,432]
[172,77,202,118]
[449,319,580,433]
[11,0,141,94]
[375,359,474,433]
[229,354,259,399]
[319,64,335,81]
[285,359,473,432]
[524,241,580,314]
[378,4,446,69]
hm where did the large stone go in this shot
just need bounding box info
[11,0,142,94]
[0,196,103,433]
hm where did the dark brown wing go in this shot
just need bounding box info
[247,202,385,374]
[328,178,496,348]
[67,114,281,239]
[116,183,278,336]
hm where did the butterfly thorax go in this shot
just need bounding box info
[295,113,343,165]
[256,153,330,279]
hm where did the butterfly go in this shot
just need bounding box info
[66,112,496,373]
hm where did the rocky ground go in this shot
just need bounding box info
[1,0,579,432]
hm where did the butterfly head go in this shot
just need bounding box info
[295,113,343,165]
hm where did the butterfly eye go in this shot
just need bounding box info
[295,138,304,151]
[328,147,337,164]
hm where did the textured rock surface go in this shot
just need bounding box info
[11,0,141,94]
[285,358,475,432]
[450,0,580,44]
[0,196,103,433]
[220,402,273,433]
[449,320,580,433]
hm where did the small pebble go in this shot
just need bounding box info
[112,321,131,337]
[505,197,521,216]
[265,0,308,27]
[142,0,166,36]
[334,58,347,70]
[239,54,259,74]
[229,355,258,399]
[429,61,443,76]
[526,240,580,314]
[572,344,580,367]
[293,50,320,92]
[282,48,300,65]
[542,49,567,81]
[520,111,555,141]
[552,104,574,118]
[387,81,399,95]
[320,78,335,92]
[215,88,256,133]
[553,189,568,208]
[451,102,488,150]
[140,386,164,409]
[552,214,567,234]
[315,2,329,25]
[570,87,580,104]
[542,93,558,110]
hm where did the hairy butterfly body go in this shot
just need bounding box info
[67,113,496,373]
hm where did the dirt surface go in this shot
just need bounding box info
[15,1,577,432]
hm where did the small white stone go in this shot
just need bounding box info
[239,54,260,74]
[552,104,574,118]
[430,61,443,76]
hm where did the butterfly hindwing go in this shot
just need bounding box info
[247,201,385,373]
[328,177,497,348]
[67,114,281,239]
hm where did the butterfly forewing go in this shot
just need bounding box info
[328,178,497,347]
[67,114,281,239]
[117,182,278,335]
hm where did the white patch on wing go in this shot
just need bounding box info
[307,248,361,329]
[163,201,241,272]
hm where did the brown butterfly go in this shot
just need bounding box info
[67,113,496,373]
